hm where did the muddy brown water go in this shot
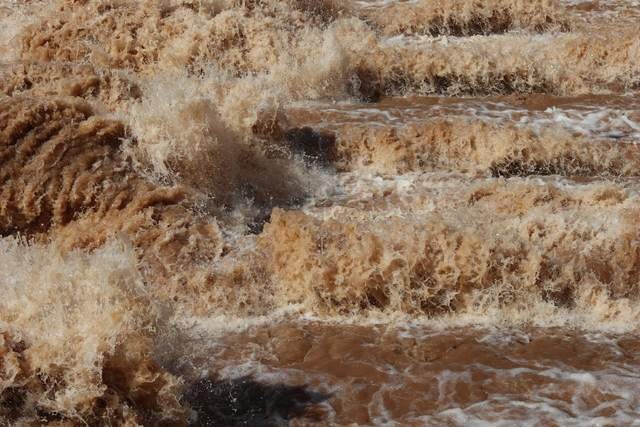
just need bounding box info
[1,0,639,425]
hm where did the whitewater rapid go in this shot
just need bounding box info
[1,0,639,425]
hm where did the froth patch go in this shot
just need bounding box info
[333,119,640,176]
[0,96,228,309]
[354,0,570,36]
[258,178,640,321]
[125,74,310,220]
[0,61,141,110]
[17,0,340,75]
[0,238,185,424]
[0,96,183,236]
[279,115,640,177]
[374,30,640,95]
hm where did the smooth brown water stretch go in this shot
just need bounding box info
[1,0,639,425]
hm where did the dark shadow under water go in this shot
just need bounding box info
[184,376,331,426]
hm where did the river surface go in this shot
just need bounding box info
[1,0,639,425]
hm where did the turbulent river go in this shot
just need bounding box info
[1,0,639,425]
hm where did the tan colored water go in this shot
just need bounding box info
[1,0,639,425]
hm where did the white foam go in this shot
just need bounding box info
[292,97,640,142]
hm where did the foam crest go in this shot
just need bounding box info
[352,0,570,36]
[257,175,640,327]
[376,30,640,95]
[0,61,142,110]
[0,238,185,424]
[331,119,640,176]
